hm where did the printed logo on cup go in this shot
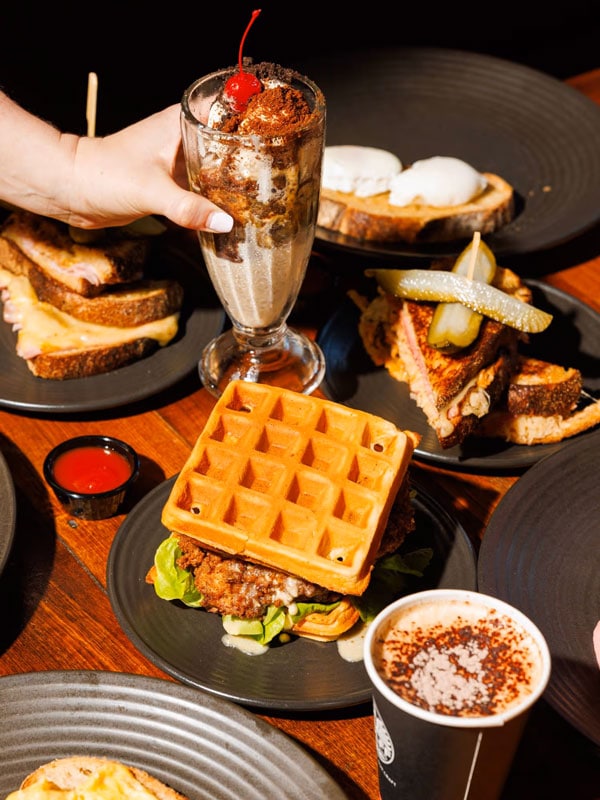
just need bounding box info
[373,700,394,764]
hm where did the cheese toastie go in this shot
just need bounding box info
[356,264,532,449]
[7,756,189,800]
[476,355,600,445]
[356,259,600,448]
[0,210,183,379]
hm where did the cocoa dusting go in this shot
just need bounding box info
[379,612,538,717]
[220,86,313,137]
[210,61,320,136]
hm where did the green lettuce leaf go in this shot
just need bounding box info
[152,537,204,607]
[224,600,341,646]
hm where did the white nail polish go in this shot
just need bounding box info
[207,211,234,233]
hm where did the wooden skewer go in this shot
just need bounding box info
[86,72,98,137]
[466,230,481,281]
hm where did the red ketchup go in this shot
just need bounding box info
[53,445,132,494]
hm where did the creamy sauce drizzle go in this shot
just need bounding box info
[221,633,269,656]
[336,621,370,663]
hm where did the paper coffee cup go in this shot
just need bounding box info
[364,589,551,800]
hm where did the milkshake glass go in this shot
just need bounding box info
[181,65,326,397]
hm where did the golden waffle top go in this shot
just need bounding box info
[161,381,418,596]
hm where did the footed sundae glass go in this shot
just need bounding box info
[181,66,327,398]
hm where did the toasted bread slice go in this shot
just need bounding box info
[504,356,582,416]
[476,357,599,444]
[14,756,189,799]
[476,400,600,444]
[25,338,161,379]
[317,172,515,244]
[28,261,184,327]
[0,210,148,296]
[354,266,529,449]
[0,267,180,380]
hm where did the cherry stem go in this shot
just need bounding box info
[237,9,261,75]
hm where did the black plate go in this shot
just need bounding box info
[0,670,347,798]
[318,280,600,470]
[107,476,476,712]
[308,47,600,259]
[0,449,16,575]
[477,429,600,747]
[0,243,225,414]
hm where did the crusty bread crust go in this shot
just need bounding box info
[18,756,189,800]
[317,172,515,243]
[26,338,158,380]
[1,211,148,296]
[28,262,184,327]
[505,356,582,416]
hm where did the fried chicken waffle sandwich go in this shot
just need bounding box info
[146,380,421,647]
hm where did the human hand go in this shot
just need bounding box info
[65,104,233,232]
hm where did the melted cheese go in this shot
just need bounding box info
[5,762,160,800]
[0,267,178,357]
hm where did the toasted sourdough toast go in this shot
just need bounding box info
[28,261,184,327]
[476,356,600,445]
[355,279,600,446]
[317,172,515,244]
[503,356,582,416]
[0,210,148,296]
[14,756,189,800]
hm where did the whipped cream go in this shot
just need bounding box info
[388,156,487,208]
[322,145,402,197]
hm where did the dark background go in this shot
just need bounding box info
[2,1,598,135]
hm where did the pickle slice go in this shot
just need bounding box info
[427,235,497,352]
[368,268,553,333]
[428,303,485,352]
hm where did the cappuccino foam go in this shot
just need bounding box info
[372,597,544,717]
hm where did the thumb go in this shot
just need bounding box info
[158,185,233,232]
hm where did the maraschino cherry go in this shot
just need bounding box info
[223,9,262,112]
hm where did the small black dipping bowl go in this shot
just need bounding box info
[43,435,140,520]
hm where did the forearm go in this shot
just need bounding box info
[0,91,79,221]
[0,92,233,232]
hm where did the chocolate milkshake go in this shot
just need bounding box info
[181,59,326,396]
[188,62,324,331]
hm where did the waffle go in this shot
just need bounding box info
[161,381,418,596]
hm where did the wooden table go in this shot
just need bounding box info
[1,70,599,800]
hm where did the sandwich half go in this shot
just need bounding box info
[356,265,530,449]
[146,380,421,646]
[0,210,183,379]
[476,355,600,444]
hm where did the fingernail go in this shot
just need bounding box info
[206,211,234,233]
